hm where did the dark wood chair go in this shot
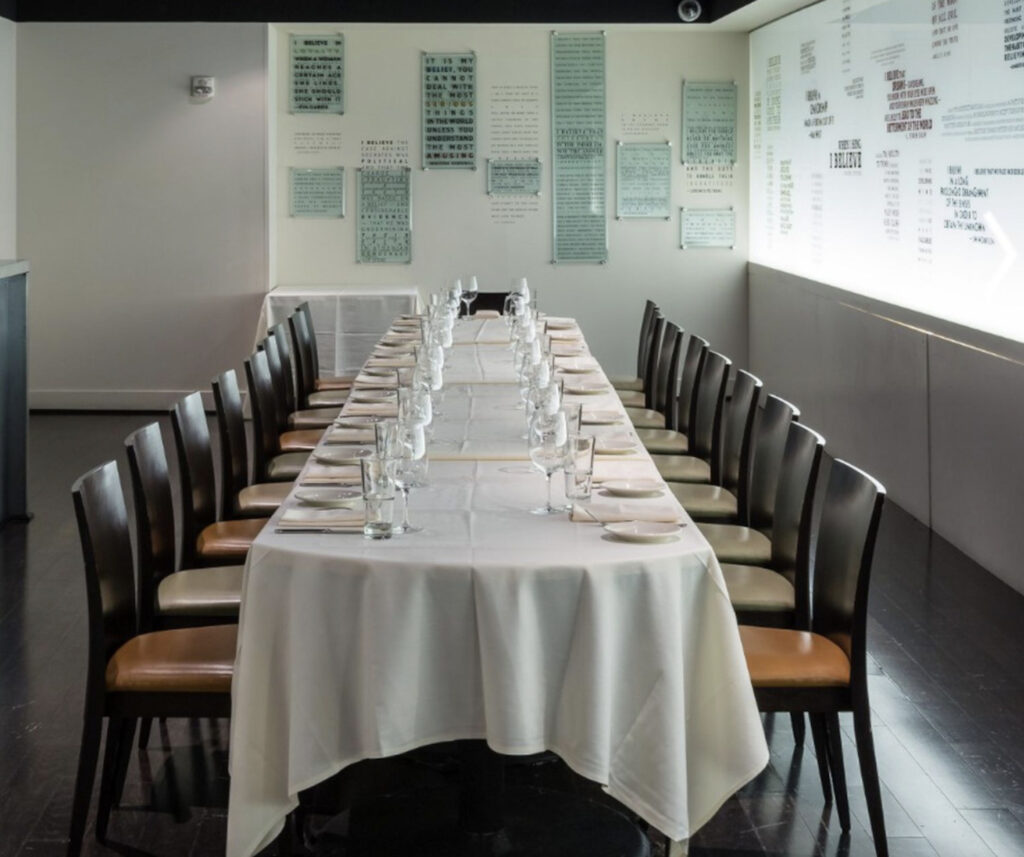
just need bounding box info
[636,333,708,454]
[611,299,658,393]
[245,349,312,483]
[291,304,350,408]
[651,349,731,484]
[457,290,509,316]
[170,392,267,568]
[211,369,292,518]
[618,313,664,411]
[668,369,763,522]
[624,321,686,431]
[67,461,235,857]
[740,459,888,857]
[267,323,326,450]
[297,300,356,392]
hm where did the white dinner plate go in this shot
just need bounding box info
[596,439,637,455]
[601,479,665,498]
[293,488,362,508]
[559,365,597,375]
[313,448,373,466]
[582,409,621,425]
[565,383,609,396]
[603,521,682,543]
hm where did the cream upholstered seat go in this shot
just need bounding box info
[669,482,736,521]
[636,428,688,454]
[611,300,658,395]
[699,521,773,565]
[237,481,293,515]
[196,517,267,563]
[653,453,711,484]
[288,407,339,429]
[624,406,666,429]
[156,567,244,618]
[618,389,646,408]
[279,427,325,451]
[722,564,796,613]
[308,388,349,407]
[637,333,708,455]
[610,375,644,392]
[265,450,310,482]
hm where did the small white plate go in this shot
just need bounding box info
[565,383,608,396]
[559,365,597,375]
[362,366,396,377]
[601,479,665,498]
[294,488,362,508]
[596,439,637,455]
[582,410,621,425]
[603,521,682,543]
[313,448,372,466]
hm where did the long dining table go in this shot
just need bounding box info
[226,315,769,857]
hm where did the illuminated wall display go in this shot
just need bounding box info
[750,0,1024,342]
[289,34,344,114]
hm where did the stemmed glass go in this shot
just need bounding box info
[390,422,428,534]
[527,397,569,515]
[461,276,479,317]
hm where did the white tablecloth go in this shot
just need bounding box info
[226,318,769,857]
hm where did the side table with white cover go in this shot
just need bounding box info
[227,317,769,857]
[253,284,421,376]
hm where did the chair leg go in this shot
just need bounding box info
[138,716,153,749]
[67,695,104,857]
[96,716,124,843]
[853,703,889,857]
[112,718,137,807]
[790,712,806,748]
[807,713,833,804]
[825,713,851,831]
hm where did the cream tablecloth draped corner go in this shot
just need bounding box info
[226,318,769,857]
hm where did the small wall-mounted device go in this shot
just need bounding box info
[677,0,703,22]
[191,76,215,99]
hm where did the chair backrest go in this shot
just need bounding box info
[260,334,290,434]
[688,349,731,482]
[271,321,298,416]
[812,459,886,686]
[125,423,178,631]
[641,315,665,408]
[674,334,708,438]
[635,300,659,378]
[245,349,283,483]
[652,321,681,416]
[459,291,509,316]
[720,370,763,500]
[661,326,685,432]
[290,307,317,408]
[746,395,801,530]
[170,392,217,569]
[212,369,250,521]
[769,421,825,626]
[72,460,138,670]
[298,302,320,380]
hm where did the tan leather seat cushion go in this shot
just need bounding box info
[279,428,323,451]
[669,482,737,522]
[266,451,309,482]
[105,624,237,694]
[740,626,850,688]
[196,517,267,562]
[637,428,689,455]
[289,408,339,429]
[624,407,665,429]
[610,375,644,392]
[157,565,243,617]
[722,564,795,612]
[237,481,292,516]
[617,390,646,408]
[308,390,348,408]
[652,454,711,484]
[698,522,772,565]
[315,376,355,391]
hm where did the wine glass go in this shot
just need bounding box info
[527,403,569,515]
[390,422,428,534]
[461,276,479,317]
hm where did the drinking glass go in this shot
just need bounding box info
[561,401,582,436]
[527,405,569,515]
[360,455,395,539]
[564,433,596,502]
[390,422,428,534]
[461,276,479,316]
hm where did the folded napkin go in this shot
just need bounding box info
[343,403,399,417]
[549,331,583,342]
[543,316,576,326]
[383,331,421,342]
[278,507,364,529]
[366,356,416,367]
[301,463,363,485]
[354,373,398,388]
[326,427,376,444]
[551,344,587,357]
[555,357,600,371]
[570,500,683,524]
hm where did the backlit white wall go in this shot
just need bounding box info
[17,23,267,409]
[0,16,15,258]
[271,24,750,376]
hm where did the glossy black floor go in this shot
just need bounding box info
[2,413,1024,857]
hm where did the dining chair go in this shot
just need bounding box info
[261,333,333,444]
[245,349,313,483]
[298,301,356,393]
[126,422,243,632]
[740,459,888,857]
[650,349,731,484]
[610,299,658,393]
[458,290,508,316]
[635,333,708,454]
[68,461,235,857]
[291,304,353,406]
[668,369,762,522]
[171,392,268,568]
[618,313,664,410]
[623,319,681,427]
[211,369,293,518]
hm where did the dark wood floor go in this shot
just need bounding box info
[3,413,1024,857]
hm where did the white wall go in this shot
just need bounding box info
[271,24,750,376]
[17,23,268,409]
[0,16,15,258]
